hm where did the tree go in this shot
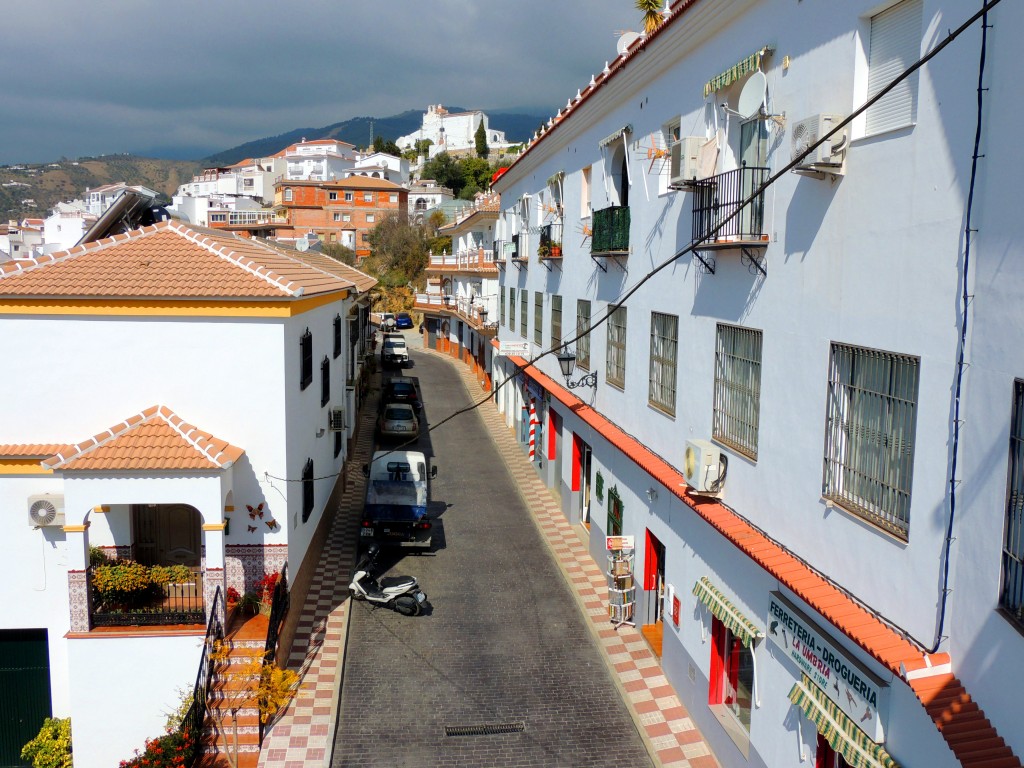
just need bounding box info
[322,242,357,266]
[475,121,490,159]
[421,152,462,195]
[414,138,434,157]
[636,0,663,34]
[372,135,402,156]
[364,212,430,289]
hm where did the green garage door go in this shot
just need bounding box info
[0,630,51,767]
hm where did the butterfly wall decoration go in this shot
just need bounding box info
[247,503,265,520]
[247,525,257,533]
[265,519,279,531]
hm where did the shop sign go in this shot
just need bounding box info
[767,592,888,742]
[606,535,634,551]
[499,341,530,357]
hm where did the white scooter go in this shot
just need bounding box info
[349,544,428,616]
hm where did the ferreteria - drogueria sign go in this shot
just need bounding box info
[767,593,889,743]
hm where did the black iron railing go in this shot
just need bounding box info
[538,223,563,259]
[510,234,521,261]
[591,206,630,255]
[258,562,290,744]
[183,587,224,767]
[89,566,205,627]
[691,166,770,244]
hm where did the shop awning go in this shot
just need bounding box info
[692,576,763,648]
[788,675,899,768]
[703,46,772,98]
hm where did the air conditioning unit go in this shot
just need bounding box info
[683,440,724,496]
[669,136,705,188]
[28,494,65,528]
[791,114,849,172]
[328,408,346,432]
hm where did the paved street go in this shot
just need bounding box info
[332,345,654,767]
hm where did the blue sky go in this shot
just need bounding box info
[1,1,641,164]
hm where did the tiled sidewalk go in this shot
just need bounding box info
[257,347,720,768]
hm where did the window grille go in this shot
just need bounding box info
[576,300,591,370]
[302,458,314,522]
[606,305,627,389]
[1001,380,1024,626]
[534,293,544,346]
[822,343,919,538]
[713,324,762,459]
[299,329,312,390]
[551,295,563,351]
[649,313,678,415]
[321,356,330,407]
[520,289,528,340]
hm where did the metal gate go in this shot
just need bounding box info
[0,629,51,767]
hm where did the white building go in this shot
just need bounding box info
[171,156,285,226]
[42,202,97,254]
[396,104,516,158]
[407,179,455,219]
[281,138,356,181]
[0,220,376,767]
[491,1,1023,766]
[82,183,159,216]
[348,151,410,184]
[0,217,45,260]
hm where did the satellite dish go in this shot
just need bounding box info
[737,70,768,119]
[616,31,641,56]
[295,239,309,252]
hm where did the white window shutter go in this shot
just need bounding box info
[866,0,923,135]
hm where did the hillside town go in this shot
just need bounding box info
[3,2,1024,768]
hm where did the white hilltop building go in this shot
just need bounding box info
[397,104,517,158]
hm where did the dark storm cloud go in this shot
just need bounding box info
[0,0,640,163]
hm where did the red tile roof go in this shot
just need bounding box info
[42,405,243,472]
[0,444,70,457]
[0,220,376,299]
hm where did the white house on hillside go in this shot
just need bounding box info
[0,221,376,768]
[396,104,517,158]
[492,1,1024,766]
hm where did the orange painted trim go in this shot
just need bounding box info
[0,459,53,475]
[63,523,90,532]
[0,291,348,318]
[202,522,227,532]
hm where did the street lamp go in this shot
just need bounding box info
[556,347,598,389]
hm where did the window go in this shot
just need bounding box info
[534,292,544,346]
[576,300,591,370]
[816,734,852,768]
[660,120,681,192]
[1001,380,1024,627]
[334,430,342,458]
[710,617,754,734]
[329,191,338,201]
[581,166,592,217]
[649,313,678,415]
[520,289,528,339]
[333,314,342,358]
[509,288,516,332]
[606,305,627,389]
[550,295,562,351]
[823,343,919,538]
[333,212,341,222]
[299,328,312,390]
[210,213,226,223]
[361,233,369,243]
[366,214,375,223]
[714,324,763,459]
[389,193,398,203]
[866,0,922,135]
[608,491,623,536]
[321,356,330,407]
[343,213,351,222]
[364,192,373,203]
[344,191,353,202]
[500,287,506,326]
[284,188,293,202]
[302,458,314,522]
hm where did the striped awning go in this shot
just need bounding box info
[692,577,763,648]
[703,47,772,97]
[788,675,899,768]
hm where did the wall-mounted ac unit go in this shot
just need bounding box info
[329,408,346,432]
[28,494,65,528]
[791,114,848,172]
[669,136,705,188]
[683,440,724,497]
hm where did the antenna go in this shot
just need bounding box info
[637,134,671,173]
[616,31,641,56]
[737,71,768,120]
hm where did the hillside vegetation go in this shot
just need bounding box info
[0,155,201,221]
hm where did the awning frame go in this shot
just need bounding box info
[692,576,763,648]
[703,46,773,98]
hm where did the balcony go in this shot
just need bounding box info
[591,206,630,256]
[88,562,205,628]
[414,293,497,336]
[426,247,497,273]
[691,167,770,247]
[538,222,563,265]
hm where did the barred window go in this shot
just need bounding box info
[713,324,762,459]
[822,343,919,538]
[606,305,627,389]
[321,356,330,407]
[534,292,544,346]
[649,313,678,415]
[576,300,591,370]
[551,295,563,351]
[509,288,516,332]
[520,289,528,339]
[1001,380,1024,627]
[302,458,314,522]
[299,328,312,390]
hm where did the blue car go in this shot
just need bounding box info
[395,312,414,329]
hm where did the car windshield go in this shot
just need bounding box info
[389,384,415,396]
[385,408,414,420]
[384,339,405,348]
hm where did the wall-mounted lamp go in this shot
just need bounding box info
[315,427,325,438]
[556,347,598,389]
[646,487,659,502]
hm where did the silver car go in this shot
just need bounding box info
[377,403,420,441]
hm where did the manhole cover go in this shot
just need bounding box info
[444,722,526,737]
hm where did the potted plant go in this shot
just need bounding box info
[255,571,281,616]
[549,241,562,258]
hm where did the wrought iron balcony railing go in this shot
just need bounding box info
[538,222,563,260]
[690,166,770,246]
[591,206,630,255]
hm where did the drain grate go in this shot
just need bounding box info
[444,721,526,737]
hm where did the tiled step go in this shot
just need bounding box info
[196,751,259,768]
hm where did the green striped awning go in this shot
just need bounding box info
[703,47,772,98]
[692,577,763,648]
[788,675,899,768]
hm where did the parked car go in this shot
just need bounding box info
[381,312,397,331]
[376,403,420,441]
[381,334,409,367]
[395,312,414,329]
[380,377,421,412]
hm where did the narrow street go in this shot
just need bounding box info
[332,342,653,767]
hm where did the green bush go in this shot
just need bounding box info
[149,564,194,587]
[21,717,72,768]
[91,560,151,594]
[88,546,110,566]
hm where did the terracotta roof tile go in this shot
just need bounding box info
[42,405,243,472]
[0,444,69,457]
[0,220,376,299]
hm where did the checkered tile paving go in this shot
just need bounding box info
[257,349,720,768]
